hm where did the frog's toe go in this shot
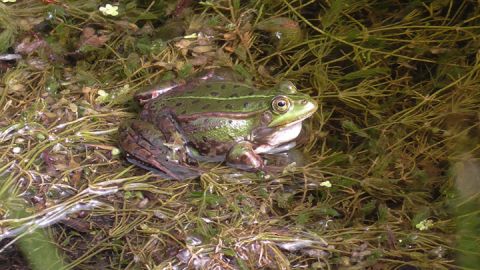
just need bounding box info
[226,141,264,171]
[125,153,202,180]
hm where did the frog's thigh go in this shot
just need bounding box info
[119,120,200,180]
[135,78,187,104]
[226,141,264,171]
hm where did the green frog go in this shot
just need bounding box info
[119,69,318,180]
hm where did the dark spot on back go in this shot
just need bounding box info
[210,91,219,96]
[176,102,182,107]
[202,104,210,110]
[180,110,187,114]
[225,104,233,110]
[192,99,200,104]
[206,84,212,88]
[233,85,240,89]
[230,93,239,97]
[248,91,254,95]
[243,102,249,108]
[221,84,226,89]
[202,136,208,142]
[228,120,233,124]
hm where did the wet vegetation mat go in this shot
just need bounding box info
[1,0,480,269]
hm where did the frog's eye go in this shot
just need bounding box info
[271,96,291,114]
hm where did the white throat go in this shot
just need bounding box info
[254,122,303,154]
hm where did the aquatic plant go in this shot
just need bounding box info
[0,0,479,269]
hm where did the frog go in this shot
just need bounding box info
[118,69,318,180]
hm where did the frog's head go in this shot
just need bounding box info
[267,81,318,128]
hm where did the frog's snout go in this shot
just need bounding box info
[298,97,318,117]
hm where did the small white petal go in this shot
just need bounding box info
[99,4,119,16]
[97,90,108,96]
[111,147,120,156]
[320,181,332,188]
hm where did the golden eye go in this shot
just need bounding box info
[271,96,291,114]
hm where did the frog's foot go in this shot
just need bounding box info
[119,120,202,180]
[226,141,264,171]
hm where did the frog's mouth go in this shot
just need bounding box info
[270,112,316,129]
[254,121,304,154]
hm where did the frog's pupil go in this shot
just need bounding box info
[278,100,286,107]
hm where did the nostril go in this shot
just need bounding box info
[301,99,307,105]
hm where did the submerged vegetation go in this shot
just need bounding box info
[0,0,479,269]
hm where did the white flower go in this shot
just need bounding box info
[2,0,16,3]
[97,89,108,97]
[320,180,332,188]
[415,219,434,231]
[111,147,120,156]
[99,4,119,16]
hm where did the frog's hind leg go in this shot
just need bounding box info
[136,68,246,104]
[196,68,246,83]
[119,120,202,180]
[124,154,174,179]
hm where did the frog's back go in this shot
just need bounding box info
[151,81,275,115]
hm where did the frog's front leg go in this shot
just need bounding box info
[225,141,264,171]
[119,120,202,180]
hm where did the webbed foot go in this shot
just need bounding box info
[119,120,202,180]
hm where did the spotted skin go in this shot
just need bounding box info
[119,69,318,179]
